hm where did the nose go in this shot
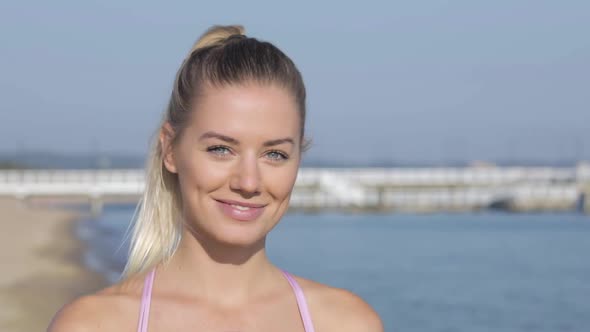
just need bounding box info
[229,153,261,195]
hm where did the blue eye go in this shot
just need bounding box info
[207,145,232,156]
[267,150,289,161]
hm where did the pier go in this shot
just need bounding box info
[1,164,590,215]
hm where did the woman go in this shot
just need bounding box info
[49,25,384,332]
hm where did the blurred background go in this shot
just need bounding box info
[1,1,589,331]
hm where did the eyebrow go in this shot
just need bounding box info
[199,131,295,147]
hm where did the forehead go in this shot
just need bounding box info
[189,83,300,142]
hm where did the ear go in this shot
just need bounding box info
[160,122,178,174]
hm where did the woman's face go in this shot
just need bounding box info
[162,83,301,247]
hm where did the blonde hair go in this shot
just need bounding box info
[123,25,309,277]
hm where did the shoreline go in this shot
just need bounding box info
[0,198,108,332]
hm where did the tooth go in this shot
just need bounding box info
[231,204,251,210]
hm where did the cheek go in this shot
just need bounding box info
[264,164,299,199]
[176,155,227,198]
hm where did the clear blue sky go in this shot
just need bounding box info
[1,0,589,163]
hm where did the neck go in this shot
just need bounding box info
[158,228,280,308]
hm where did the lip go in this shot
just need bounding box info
[215,199,267,208]
[214,199,267,222]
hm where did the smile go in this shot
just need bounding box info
[214,199,267,222]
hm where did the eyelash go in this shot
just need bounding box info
[206,145,289,161]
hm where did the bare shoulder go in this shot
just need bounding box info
[48,294,110,332]
[290,274,384,332]
[48,278,143,332]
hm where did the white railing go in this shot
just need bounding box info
[1,165,589,212]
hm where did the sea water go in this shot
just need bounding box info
[77,205,590,332]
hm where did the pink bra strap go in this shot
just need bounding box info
[137,269,314,332]
[281,270,316,332]
[137,268,156,332]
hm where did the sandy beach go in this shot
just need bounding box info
[0,198,108,332]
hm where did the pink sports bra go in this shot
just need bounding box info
[137,268,315,332]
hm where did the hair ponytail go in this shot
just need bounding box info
[122,130,182,277]
[191,25,245,52]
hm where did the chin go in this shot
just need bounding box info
[207,212,270,246]
[211,228,267,248]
